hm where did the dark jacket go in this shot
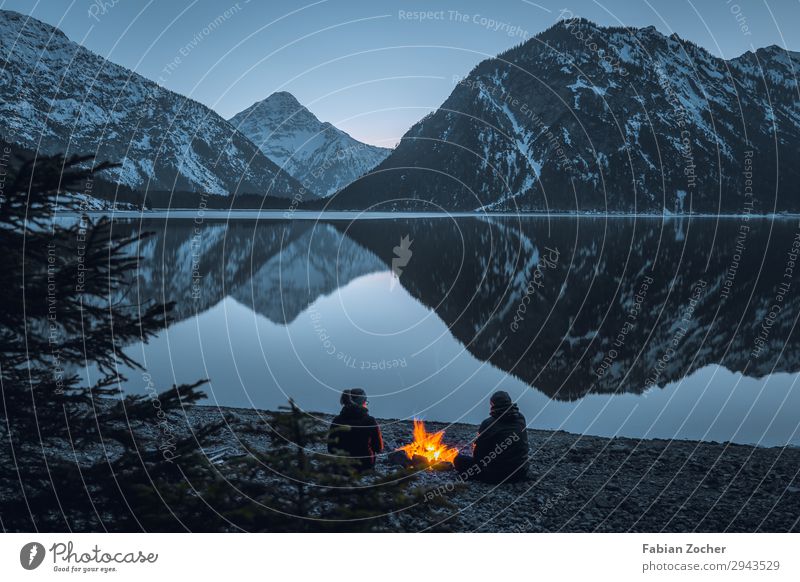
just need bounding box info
[327,405,384,470]
[472,404,529,483]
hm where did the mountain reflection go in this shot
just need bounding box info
[122,216,800,402]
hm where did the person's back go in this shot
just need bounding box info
[455,391,529,483]
[327,389,384,470]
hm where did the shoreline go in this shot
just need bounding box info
[64,209,800,220]
[199,404,798,451]
[188,404,800,532]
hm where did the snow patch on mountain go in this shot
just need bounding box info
[228,92,391,198]
[333,18,800,213]
[0,10,301,198]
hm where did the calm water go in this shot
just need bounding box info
[100,215,800,446]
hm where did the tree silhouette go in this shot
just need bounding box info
[0,148,451,531]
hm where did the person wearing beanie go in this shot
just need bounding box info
[327,388,384,470]
[453,391,529,483]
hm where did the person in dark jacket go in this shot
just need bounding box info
[327,388,384,470]
[453,391,529,483]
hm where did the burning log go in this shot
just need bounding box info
[389,419,460,470]
[386,450,413,468]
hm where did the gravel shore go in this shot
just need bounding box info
[187,405,800,532]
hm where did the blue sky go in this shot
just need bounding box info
[3,0,797,146]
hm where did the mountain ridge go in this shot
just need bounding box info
[229,91,391,198]
[331,18,800,213]
[0,9,302,198]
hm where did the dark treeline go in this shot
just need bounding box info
[0,138,306,211]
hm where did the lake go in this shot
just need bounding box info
[97,214,800,447]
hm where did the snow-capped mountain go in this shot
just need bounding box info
[228,92,391,197]
[333,19,800,213]
[0,10,301,197]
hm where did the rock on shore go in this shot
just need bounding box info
[187,405,800,533]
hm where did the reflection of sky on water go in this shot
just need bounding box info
[120,272,800,447]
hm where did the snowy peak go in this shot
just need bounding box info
[1,9,68,41]
[0,10,302,198]
[263,90,302,106]
[235,92,318,130]
[229,92,391,197]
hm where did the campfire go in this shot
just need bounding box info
[390,419,460,470]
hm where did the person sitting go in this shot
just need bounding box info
[327,388,384,470]
[453,391,529,483]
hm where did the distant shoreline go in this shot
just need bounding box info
[70,209,800,220]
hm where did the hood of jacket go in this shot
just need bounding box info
[337,404,370,421]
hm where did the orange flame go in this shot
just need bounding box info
[398,419,459,464]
